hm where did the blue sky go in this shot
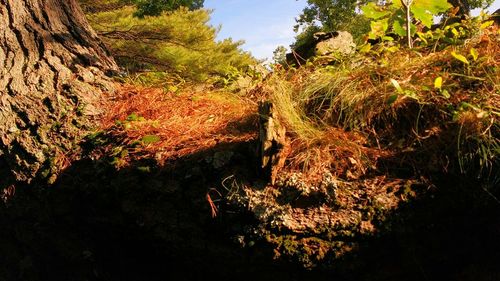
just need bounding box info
[204,0,307,61]
[205,0,500,61]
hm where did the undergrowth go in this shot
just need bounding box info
[89,86,257,168]
[261,20,499,180]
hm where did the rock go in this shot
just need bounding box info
[286,31,356,66]
[315,31,356,56]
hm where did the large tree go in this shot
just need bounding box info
[448,0,495,16]
[295,0,371,32]
[79,0,205,16]
[295,0,495,32]
[0,0,117,185]
[133,0,204,16]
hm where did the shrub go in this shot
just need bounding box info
[86,6,256,82]
[262,19,499,177]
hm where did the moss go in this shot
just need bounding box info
[268,233,351,269]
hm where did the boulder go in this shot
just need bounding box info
[315,31,356,56]
[286,31,356,66]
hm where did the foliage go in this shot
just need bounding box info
[291,0,495,52]
[415,14,494,50]
[361,0,452,47]
[291,25,322,51]
[132,0,204,17]
[79,0,204,15]
[292,0,372,46]
[273,45,288,65]
[295,0,371,32]
[79,0,129,13]
[260,18,499,177]
[448,0,495,16]
[87,6,256,82]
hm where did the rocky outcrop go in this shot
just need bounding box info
[314,31,356,56]
[286,31,356,66]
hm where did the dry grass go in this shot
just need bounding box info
[285,128,392,181]
[261,25,499,178]
[98,86,257,165]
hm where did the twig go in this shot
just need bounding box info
[206,188,223,218]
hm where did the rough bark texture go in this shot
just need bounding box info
[258,101,289,185]
[0,0,117,185]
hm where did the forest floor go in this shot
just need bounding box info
[2,84,499,281]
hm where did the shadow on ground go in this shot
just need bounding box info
[1,134,499,281]
[0,137,320,281]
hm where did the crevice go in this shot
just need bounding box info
[40,6,51,29]
[10,104,46,146]
[45,50,61,93]
[25,0,42,26]
[5,0,29,73]
[6,77,16,96]
[61,1,92,49]
[34,29,45,61]
[11,104,33,129]
[9,139,40,166]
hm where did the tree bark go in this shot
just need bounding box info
[0,0,118,185]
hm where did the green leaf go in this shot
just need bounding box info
[412,8,434,28]
[141,135,161,144]
[392,0,403,8]
[404,90,419,100]
[416,32,428,44]
[480,20,494,29]
[434,77,443,90]
[390,78,404,93]
[123,122,132,130]
[386,46,399,53]
[359,43,372,53]
[393,19,406,37]
[126,113,139,121]
[369,18,389,39]
[361,2,391,19]
[441,89,450,99]
[387,94,399,105]
[470,48,478,61]
[167,85,179,93]
[410,0,452,28]
[451,51,469,65]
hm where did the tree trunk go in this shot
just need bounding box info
[0,0,118,185]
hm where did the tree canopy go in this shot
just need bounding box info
[86,5,255,82]
[295,0,371,32]
[79,0,204,16]
[294,0,495,33]
[133,0,205,17]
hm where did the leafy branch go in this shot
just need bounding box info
[362,0,452,48]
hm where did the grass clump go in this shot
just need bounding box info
[261,21,499,179]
